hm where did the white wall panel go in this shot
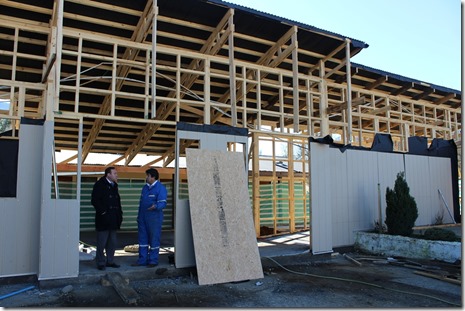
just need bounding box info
[173,199,196,268]
[0,122,43,277]
[405,155,433,226]
[310,143,455,250]
[39,199,80,280]
[309,143,336,254]
[346,150,378,238]
[428,157,454,224]
[376,152,405,226]
[330,148,349,247]
[38,121,80,280]
[0,199,30,277]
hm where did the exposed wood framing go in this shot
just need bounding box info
[81,1,155,162]
[123,9,235,166]
[0,0,460,236]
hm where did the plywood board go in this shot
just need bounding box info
[185,149,263,285]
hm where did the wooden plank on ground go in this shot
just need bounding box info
[106,272,140,305]
[185,149,264,286]
[413,270,461,285]
[343,253,362,266]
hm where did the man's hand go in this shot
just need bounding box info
[147,204,156,211]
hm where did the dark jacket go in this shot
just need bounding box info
[91,176,123,231]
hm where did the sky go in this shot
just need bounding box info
[225,0,462,91]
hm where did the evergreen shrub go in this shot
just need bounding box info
[385,172,418,236]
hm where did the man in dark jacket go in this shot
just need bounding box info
[91,166,123,270]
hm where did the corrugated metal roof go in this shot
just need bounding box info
[206,0,369,49]
[208,0,459,96]
[352,62,461,95]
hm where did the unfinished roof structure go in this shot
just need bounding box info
[1,0,460,161]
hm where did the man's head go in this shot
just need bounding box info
[105,166,118,183]
[145,168,159,184]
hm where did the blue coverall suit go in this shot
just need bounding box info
[137,180,167,265]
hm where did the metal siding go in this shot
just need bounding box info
[0,123,44,277]
[39,199,80,280]
[309,144,456,251]
[405,155,432,226]
[174,199,196,268]
[309,143,334,254]
[330,148,349,247]
[38,121,81,280]
[346,150,378,241]
[0,199,26,277]
[376,152,405,226]
[428,157,455,224]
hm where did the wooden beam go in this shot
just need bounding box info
[432,93,456,106]
[327,96,366,114]
[211,26,298,126]
[122,9,234,165]
[412,89,434,101]
[391,83,413,96]
[81,1,155,162]
[308,41,346,75]
[367,105,391,115]
[364,76,387,90]
[323,46,359,80]
[56,163,185,175]
[148,20,298,166]
[413,270,461,285]
[333,67,358,84]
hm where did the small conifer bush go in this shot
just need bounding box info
[385,172,418,236]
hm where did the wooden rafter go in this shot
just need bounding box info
[391,83,413,96]
[213,26,298,122]
[432,93,456,106]
[365,76,387,90]
[122,9,235,166]
[308,41,346,75]
[161,26,299,166]
[80,1,154,162]
[327,96,366,114]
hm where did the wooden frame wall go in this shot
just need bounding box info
[0,1,461,237]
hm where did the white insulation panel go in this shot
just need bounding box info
[309,142,456,251]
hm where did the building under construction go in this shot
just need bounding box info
[0,0,461,280]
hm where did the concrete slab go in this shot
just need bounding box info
[35,224,460,289]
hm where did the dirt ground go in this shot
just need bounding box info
[0,250,461,308]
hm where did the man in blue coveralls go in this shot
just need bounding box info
[132,168,167,267]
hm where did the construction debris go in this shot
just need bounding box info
[124,244,139,253]
[413,271,461,285]
[348,253,461,285]
[104,272,139,305]
[343,253,362,266]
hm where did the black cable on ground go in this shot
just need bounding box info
[263,256,460,307]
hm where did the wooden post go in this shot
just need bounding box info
[252,132,261,236]
[345,38,353,144]
[292,26,299,133]
[228,12,237,126]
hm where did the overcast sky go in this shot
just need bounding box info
[225,0,462,91]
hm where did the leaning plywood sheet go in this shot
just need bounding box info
[185,149,263,285]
